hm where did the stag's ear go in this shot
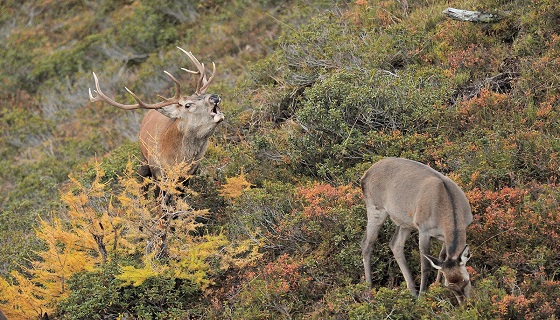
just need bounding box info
[460,246,471,265]
[424,254,442,270]
[157,105,182,118]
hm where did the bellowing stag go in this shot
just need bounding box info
[361,157,473,304]
[89,47,224,179]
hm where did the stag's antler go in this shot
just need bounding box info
[89,71,182,110]
[176,46,216,95]
[89,48,217,109]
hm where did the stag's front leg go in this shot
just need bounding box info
[389,226,416,296]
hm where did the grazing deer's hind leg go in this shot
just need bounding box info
[389,226,416,296]
[362,206,388,286]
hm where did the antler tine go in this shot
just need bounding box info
[195,62,207,94]
[176,46,216,95]
[163,71,182,100]
[178,47,205,94]
[126,71,182,108]
[123,86,156,108]
[181,64,202,94]
[89,72,140,110]
[199,61,216,94]
[177,46,204,71]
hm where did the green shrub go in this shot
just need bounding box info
[225,180,296,246]
[57,262,201,320]
[78,141,142,186]
[114,4,178,55]
[288,68,450,179]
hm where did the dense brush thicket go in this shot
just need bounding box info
[0,0,559,318]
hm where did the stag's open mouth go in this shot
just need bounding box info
[212,104,224,123]
[212,104,220,114]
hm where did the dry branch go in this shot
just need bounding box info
[443,8,502,23]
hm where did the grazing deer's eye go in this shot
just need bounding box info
[184,103,192,108]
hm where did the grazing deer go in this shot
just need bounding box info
[89,47,224,179]
[361,157,473,304]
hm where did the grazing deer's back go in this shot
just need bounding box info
[361,158,442,210]
[361,157,472,232]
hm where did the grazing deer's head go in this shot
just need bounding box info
[425,245,472,303]
[89,47,224,178]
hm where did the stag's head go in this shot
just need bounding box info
[425,245,472,303]
[89,47,224,134]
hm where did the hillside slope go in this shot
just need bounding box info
[1,0,559,318]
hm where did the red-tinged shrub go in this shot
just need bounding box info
[490,267,560,319]
[447,44,493,74]
[497,294,532,319]
[455,88,511,132]
[467,185,560,274]
[262,183,363,251]
[263,254,310,295]
[216,255,311,318]
[259,183,373,291]
[221,181,370,316]
[298,183,359,220]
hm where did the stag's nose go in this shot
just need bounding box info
[209,94,221,105]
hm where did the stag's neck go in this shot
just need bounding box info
[162,121,210,165]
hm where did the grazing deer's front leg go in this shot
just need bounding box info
[435,245,446,284]
[389,226,416,296]
[362,206,388,286]
[418,232,432,294]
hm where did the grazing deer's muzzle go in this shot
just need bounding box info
[449,279,471,304]
[448,278,471,298]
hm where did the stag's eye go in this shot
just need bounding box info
[184,103,192,108]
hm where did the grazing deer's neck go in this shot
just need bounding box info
[444,225,467,259]
[441,180,468,259]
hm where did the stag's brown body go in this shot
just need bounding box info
[90,47,224,178]
[361,157,473,304]
[137,99,223,177]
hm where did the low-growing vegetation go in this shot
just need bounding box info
[0,0,559,318]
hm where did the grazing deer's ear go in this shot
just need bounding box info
[424,254,442,270]
[157,105,181,118]
[460,245,471,265]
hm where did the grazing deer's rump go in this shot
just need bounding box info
[361,157,473,304]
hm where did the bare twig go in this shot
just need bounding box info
[443,8,503,23]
